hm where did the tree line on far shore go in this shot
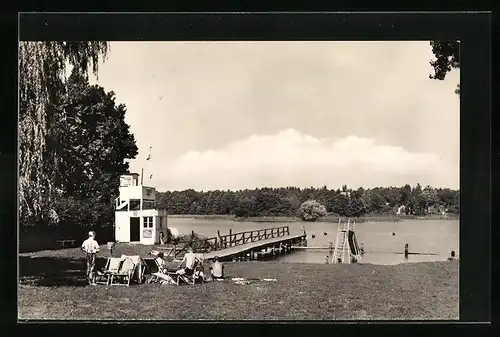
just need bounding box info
[156,184,459,219]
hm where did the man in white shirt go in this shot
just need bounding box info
[81,231,100,285]
[178,247,197,276]
[209,256,224,280]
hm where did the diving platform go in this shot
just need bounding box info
[332,218,362,264]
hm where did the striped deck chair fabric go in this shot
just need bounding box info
[96,257,123,285]
[109,258,136,286]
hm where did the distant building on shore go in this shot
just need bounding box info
[396,205,406,215]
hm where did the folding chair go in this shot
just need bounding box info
[95,257,123,285]
[109,258,136,286]
[177,259,204,286]
[177,271,196,286]
[145,258,181,285]
[149,271,181,285]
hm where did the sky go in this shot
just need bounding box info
[89,41,460,192]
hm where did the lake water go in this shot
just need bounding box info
[167,218,459,265]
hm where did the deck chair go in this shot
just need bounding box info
[177,258,204,286]
[146,258,182,285]
[143,258,159,274]
[177,270,196,286]
[95,257,123,285]
[148,271,181,285]
[109,257,136,286]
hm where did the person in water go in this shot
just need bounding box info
[447,250,456,261]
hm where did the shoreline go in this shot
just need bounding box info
[19,243,455,266]
[167,214,459,222]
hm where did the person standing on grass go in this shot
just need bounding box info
[81,231,100,285]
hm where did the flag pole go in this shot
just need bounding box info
[141,168,144,185]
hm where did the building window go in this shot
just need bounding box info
[116,199,128,212]
[142,200,155,210]
[143,216,153,228]
[129,199,141,211]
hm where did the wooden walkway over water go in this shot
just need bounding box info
[170,226,307,261]
[203,233,307,260]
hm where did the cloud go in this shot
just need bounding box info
[157,129,457,191]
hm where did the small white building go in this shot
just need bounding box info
[114,173,168,245]
[396,205,406,215]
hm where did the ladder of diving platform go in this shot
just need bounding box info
[332,218,361,264]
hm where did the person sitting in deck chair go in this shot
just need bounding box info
[155,252,167,272]
[193,263,207,283]
[209,256,224,280]
[177,247,198,276]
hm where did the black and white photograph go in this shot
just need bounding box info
[18,30,462,320]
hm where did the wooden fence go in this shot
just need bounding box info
[172,226,290,258]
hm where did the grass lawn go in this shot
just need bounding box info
[18,244,459,320]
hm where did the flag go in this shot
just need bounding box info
[145,147,152,161]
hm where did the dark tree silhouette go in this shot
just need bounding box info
[429,41,460,95]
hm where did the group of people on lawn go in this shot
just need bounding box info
[81,231,224,285]
[155,247,224,283]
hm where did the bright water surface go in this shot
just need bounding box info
[167,218,459,265]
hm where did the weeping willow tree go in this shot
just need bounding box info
[19,41,109,225]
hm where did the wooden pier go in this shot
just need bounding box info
[172,226,307,261]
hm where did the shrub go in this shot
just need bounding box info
[299,199,327,221]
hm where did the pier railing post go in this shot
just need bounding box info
[229,229,232,247]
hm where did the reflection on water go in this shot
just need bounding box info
[167,218,459,265]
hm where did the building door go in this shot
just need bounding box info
[130,217,140,242]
